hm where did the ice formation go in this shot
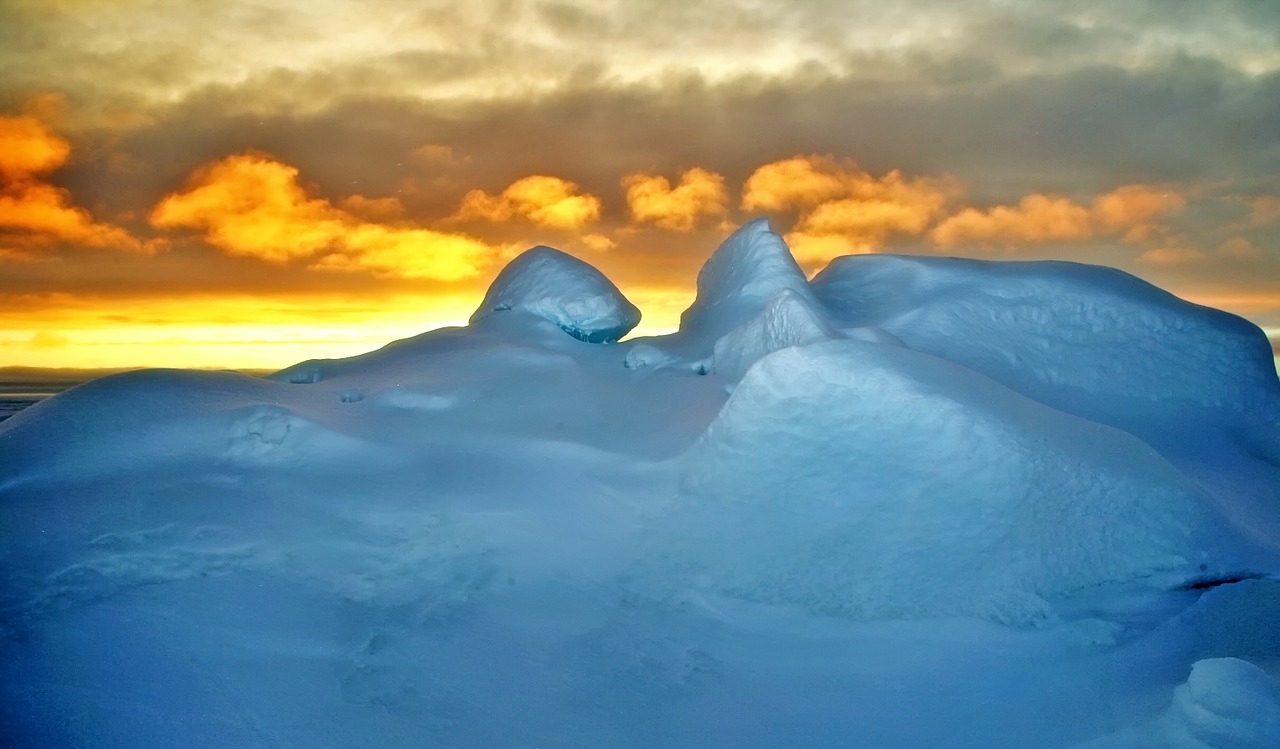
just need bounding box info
[469,245,641,343]
[675,340,1220,623]
[810,253,1280,420]
[708,288,841,383]
[2,221,1279,748]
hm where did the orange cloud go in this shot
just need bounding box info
[931,194,1093,247]
[0,115,71,179]
[0,114,148,252]
[623,168,728,230]
[931,184,1185,249]
[742,156,958,265]
[1142,236,1266,267]
[1092,184,1185,232]
[1218,236,1263,261]
[741,155,854,211]
[339,194,405,222]
[1247,195,1280,226]
[151,152,501,280]
[411,144,464,168]
[453,175,601,230]
[1137,246,1207,265]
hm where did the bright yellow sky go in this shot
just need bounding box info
[1,0,1278,369]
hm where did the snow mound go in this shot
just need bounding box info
[710,288,841,383]
[810,254,1280,418]
[4,220,1280,747]
[1081,658,1280,749]
[469,246,641,343]
[1166,658,1280,748]
[680,218,817,339]
[675,340,1218,624]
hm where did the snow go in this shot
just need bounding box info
[709,288,841,384]
[469,244,641,343]
[675,340,1221,624]
[628,218,819,364]
[1081,658,1280,748]
[3,222,1279,748]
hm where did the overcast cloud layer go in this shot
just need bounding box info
[1,0,1277,367]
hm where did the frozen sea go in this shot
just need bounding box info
[0,381,76,423]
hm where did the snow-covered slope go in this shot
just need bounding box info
[469,245,641,343]
[2,222,1279,749]
[676,340,1221,623]
[709,288,841,383]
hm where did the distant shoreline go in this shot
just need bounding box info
[0,367,277,423]
[0,366,276,382]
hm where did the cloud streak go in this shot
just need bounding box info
[151,152,503,280]
[931,185,1185,249]
[453,175,601,230]
[0,114,149,253]
[742,155,959,264]
[623,168,727,231]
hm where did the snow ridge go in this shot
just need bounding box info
[470,246,640,343]
[678,218,818,340]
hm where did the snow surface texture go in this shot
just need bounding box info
[3,220,1279,748]
[468,245,641,343]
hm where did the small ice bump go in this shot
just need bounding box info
[1165,658,1280,748]
[286,368,323,384]
[340,390,364,404]
[470,246,641,343]
[709,288,840,382]
[624,343,674,370]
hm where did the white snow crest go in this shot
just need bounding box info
[675,340,1216,624]
[678,218,817,339]
[811,253,1280,415]
[469,246,641,343]
[709,288,841,384]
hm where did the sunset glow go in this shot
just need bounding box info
[1,0,1277,370]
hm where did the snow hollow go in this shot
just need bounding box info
[3,219,1279,748]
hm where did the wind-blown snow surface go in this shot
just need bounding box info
[3,220,1280,748]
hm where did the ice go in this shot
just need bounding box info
[811,253,1280,549]
[811,253,1280,421]
[468,245,641,343]
[2,221,1279,748]
[1079,657,1280,748]
[709,288,841,383]
[674,339,1221,623]
[681,218,816,337]
[631,218,818,362]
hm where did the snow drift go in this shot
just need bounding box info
[2,219,1279,748]
[469,245,641,343]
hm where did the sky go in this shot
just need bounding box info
[1,0,1278,370]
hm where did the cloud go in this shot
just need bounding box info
[623,168,727,231]
[411,144,465,168]
[1091,184,1186,241]
[1142,235,1265,268]
[1248,195,1280,226]
[930,184,1185,248]
[338,194,405,222]
[150,152,501,280]
[742,155,958,265]
[579,232,616,252]
[1218,236,1263,261]
[0,114,148,252]
[742,156,857,212]
[1137,246,1208,266]
[26,330,71,349]
[0,114,70,179]
[453,175,601,230]
[931,194,1094,247]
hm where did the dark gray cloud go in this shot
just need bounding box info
[3,0,1279,325]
